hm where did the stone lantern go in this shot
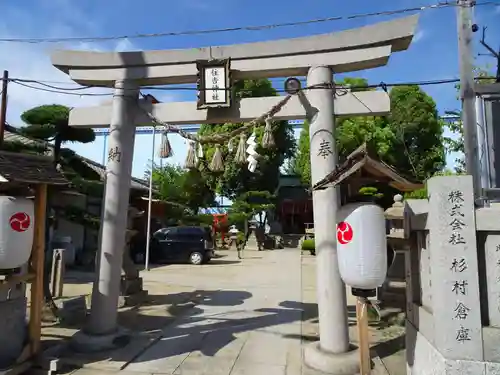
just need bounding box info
[380,194,409,303]
[385,194,407,250]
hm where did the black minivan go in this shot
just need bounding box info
[149,226,214,265]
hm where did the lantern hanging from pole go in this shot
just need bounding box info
[0,196,35,270]
[336,202,387,290]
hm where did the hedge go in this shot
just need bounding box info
[301,239,315,251]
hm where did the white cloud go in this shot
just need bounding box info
[0,5,175,127]
[0,3,182,177]
[0,5,110,125]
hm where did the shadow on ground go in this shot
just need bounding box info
[50,296,319,370]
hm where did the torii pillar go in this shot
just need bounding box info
[51,15,419,374]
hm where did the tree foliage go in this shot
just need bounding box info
[198,79,296,199]
[147,163,216,214]
[20,104,96,162]
[293,78,446,186]
[404,169,459,199]
[228,190,275,227]
[20,104,95,143]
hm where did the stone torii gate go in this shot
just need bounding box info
[51,15,418,374]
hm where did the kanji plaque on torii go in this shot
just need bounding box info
[51,14,420,375]
[196,58,232,109]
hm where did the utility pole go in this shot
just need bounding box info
[457,0,482,203]
[0,70,9,146]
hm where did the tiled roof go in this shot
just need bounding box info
[4,124,149,192]
[312,143,424,192]
[0,151,67,185]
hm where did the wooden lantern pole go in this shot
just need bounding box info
[356,296,371,375]
[29,183,47,356]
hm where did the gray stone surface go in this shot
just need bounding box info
[125,249,305,375]
[0,297,27,369]
[51,15,418,80]
[427,176,483,361]
[484,232,500,328]
[68,92,390,128]
[51,250,397,375]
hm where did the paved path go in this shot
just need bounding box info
[44,248,402,375]
[60,249,325,375]
[123,249,306,375]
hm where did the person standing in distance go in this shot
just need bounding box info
[228,225,242,259]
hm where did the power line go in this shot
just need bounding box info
[9,76,496,97]
[0,1,498,44]
[11,80,111,96]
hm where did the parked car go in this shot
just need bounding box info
[146,226,215,265]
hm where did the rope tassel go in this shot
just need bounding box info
[184,141,197,169]
[262,117,275,149]
[234,133,247,164]
[158,132,173,158]
[197,142,204,159]
[209,145,224,172]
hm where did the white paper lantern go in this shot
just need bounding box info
[0,196,35,269]
[336,202,387,289]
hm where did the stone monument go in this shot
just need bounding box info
[405,175,500,374]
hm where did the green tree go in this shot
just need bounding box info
[382,85,446,180]
[20,104,95,162]
[404,169,458,199]
[147,163,216,214]
[293,121,311,184]
[229,190,275,227]
[294,79,446,186]
[198,79,296,200]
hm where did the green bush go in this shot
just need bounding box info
[301,239,315,251]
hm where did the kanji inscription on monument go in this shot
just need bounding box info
[428,175,482,360]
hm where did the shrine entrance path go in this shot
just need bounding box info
[124,248,308,375]
[64,249,396,375]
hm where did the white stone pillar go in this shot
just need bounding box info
[306,66,350,352]
[87,80,139,335]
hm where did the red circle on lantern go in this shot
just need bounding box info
[9,212,31,232]
[337,221,353,245]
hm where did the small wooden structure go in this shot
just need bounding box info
[312,143,423,194]
[0,151,67,374]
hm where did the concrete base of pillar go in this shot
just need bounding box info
[118,276,148,307]
[70,326,131,353]
[118,290,148,308]
[304,342,361,375]
[120,276,144,295]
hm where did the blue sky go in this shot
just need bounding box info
[1,0,499,179]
